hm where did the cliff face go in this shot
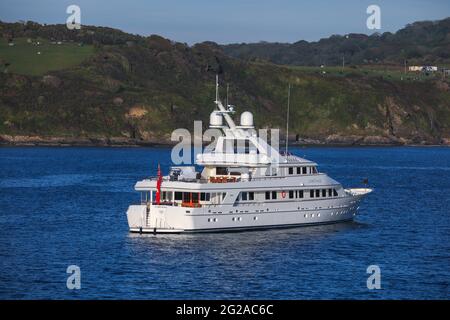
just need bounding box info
[1,21,450,146]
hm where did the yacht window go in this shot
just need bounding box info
[183,192,191,202]
[288,167,294,175]
[299,190,304,198]
[265,191,270,200]
[297,167,301,174]
[302,167,307,174]
[315,190,320,197]
[310,190,314,198]
[192,193,199,202]
[206,193,210,201]
[328,189,332,197]
[289,190,294,199]
[216,167,227,175]
[272,191,277,200]
[333,189,338,197]
[245,140,250,154]
[249,192,254,201]
[322,189,326,197]
[312,167,318,174]
[241,192,248,201]
[234,139,251,154]
[175,192,182,201]
[200,192,210,201]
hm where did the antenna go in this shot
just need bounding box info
[226,83,229,107]
[213,75,237,129]
[215,74,219,102]
[285,83,291,154]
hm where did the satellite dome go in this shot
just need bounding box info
[240,111,254,128]
[209,111,223,127]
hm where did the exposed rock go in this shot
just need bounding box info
[126,106,148,119]
[362,135,400,145]
[113,97,124,106]
[121,131,131,138]
[325,134,364,144]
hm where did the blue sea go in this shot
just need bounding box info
[0,146,449,299]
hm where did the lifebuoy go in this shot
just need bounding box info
[281,191,286,198]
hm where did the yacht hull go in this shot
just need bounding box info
[129,218,355,234]
[127,191,370,234]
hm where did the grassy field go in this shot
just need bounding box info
[0,38,95,76]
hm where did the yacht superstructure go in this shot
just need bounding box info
[126,82,372,233]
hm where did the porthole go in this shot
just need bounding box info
[254,216,258,221]
[208,218,211,222]
[304,214,307,218]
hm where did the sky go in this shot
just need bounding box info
[0,0,449,44]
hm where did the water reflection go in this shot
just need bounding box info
[126,221,364,259]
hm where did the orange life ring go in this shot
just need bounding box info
[281,191,286,198]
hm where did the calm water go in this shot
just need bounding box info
[0,146,449,299]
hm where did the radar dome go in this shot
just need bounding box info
[240,111,254,128]
[209,111,223,127]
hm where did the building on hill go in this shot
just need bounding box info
[409,66,438,72]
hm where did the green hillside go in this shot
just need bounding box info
[0,20,449,146]
[222,18,450,67]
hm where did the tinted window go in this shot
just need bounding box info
[299,190,304,198]
[297,167,301,174]
[175,192,182,200]
[333,189,338,197]
[289,190,294,198]
[288,167,293,175]
[241,192,248,201]
[302,167,307,174]
[315,190,320,197]
[310,190,314,198]
[249,192,254,201]
[265,191,270,200]
[322,189,326,197]
[272,191,277,199]
[216,167,227,175]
